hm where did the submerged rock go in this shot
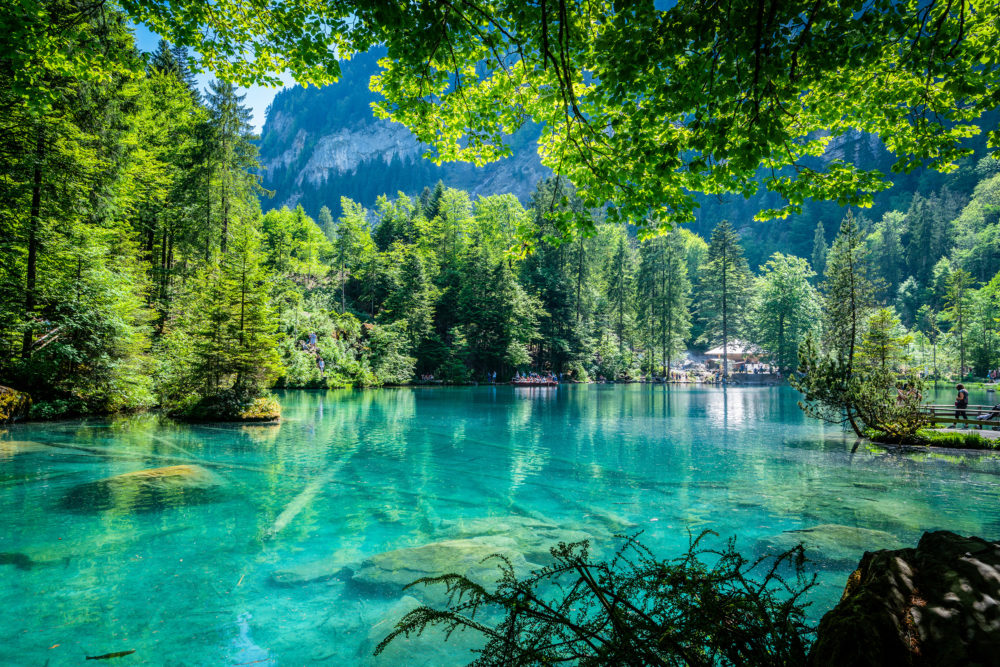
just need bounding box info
[810,531,1000,666]
[62,464,224,512]
[0,440,48,458]
[435,514,599,563]
[0,552,35,570]
[0,386,31,424]
[362,596,481,666]
[271,549,364,586]
[763,523,902,564]
[352,536,539,603]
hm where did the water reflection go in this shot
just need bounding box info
[1,385,999,665]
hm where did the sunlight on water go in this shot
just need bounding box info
[2,385,999,665]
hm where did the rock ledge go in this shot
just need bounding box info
[810,530,1000,666]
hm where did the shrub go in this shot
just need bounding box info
[376,532,815,666]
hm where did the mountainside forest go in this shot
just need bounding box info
[2,8,1000,421]
[257,50,550,218]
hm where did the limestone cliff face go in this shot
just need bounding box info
[294,123,422,188]
[256,50,549,216]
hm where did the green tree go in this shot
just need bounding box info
[944,268,974,377]
[753,254,821,371]
[333,198,376,312]
[700,220,752,377]
[318,205,336,241]
[810,221,827,280]
[205,80,260,255]
[792,212,877,437]
[605,231,635,353]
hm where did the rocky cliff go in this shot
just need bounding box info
[256,50,549,218]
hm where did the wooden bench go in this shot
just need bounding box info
[920,404,1000,430]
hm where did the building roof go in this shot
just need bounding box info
[704,339,761,358]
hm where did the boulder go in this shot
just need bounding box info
[271,548,364,586]
[0,440,48,458]
[434,515,599,563]
[0,386,31,423]
[352,536,540,603]
[810,531,1000,666]
[62,464,225,512]
[763,523,902,565]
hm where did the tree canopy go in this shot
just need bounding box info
[94,0,1000,235]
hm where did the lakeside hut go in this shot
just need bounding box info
[704,339,762,373]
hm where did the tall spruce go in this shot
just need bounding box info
[605,232,635,353]
[205,80,258,255]
[945,268,974,377]
[700,220,751,376]
[811,221,827,280]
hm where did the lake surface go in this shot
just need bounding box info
[2,385,1000,665]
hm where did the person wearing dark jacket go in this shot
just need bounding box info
[954,384,970,428]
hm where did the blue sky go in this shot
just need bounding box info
[132,23,293,133]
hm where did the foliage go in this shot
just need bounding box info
[753,254,821,371]
[375,532,816,666]
[919,429,999,451]
[699,220,752,375]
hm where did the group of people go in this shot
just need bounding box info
[512,371,559,384]
[298,332,325,377]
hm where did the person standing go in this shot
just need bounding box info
[317,357,326,377]
[954,383,969,428]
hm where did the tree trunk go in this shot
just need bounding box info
[21,130,44,359]
[721,244,729,378]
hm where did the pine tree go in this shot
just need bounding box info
[318,205,335,241]
[205,80,258,255]
[811,221,827,280]
[945,268,974,378]
[658,230,691,376]
[605,232,634,353]
[700,220,752,377]
[805,210,878,436]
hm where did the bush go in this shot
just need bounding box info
[169,386,280,422]
[566,360,590,382]
[376,532,816,666]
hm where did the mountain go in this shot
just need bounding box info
[257,50,550,218]
[257,50,996,272]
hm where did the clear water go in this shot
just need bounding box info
[2,385,1000,665]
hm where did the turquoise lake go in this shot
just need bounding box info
[2,385,1000,665]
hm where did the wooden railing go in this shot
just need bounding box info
[919,404,1000,428]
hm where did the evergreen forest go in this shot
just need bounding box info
[3,3,1000,422]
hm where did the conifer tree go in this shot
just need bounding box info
[700,220,752,377]
[658,230,691,376]
[605,232,634,353]
[205,80,259,255]
[318,205,335,241]
[792,211,878,437]
[811,221,827,280]
[945,268,974,377]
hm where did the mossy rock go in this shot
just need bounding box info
[810,531,1000,666]
[172,389,281,423]
[0,440,48,458]
[0,386,32,424]
[62,464,225,512]
[352,536,540,604]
